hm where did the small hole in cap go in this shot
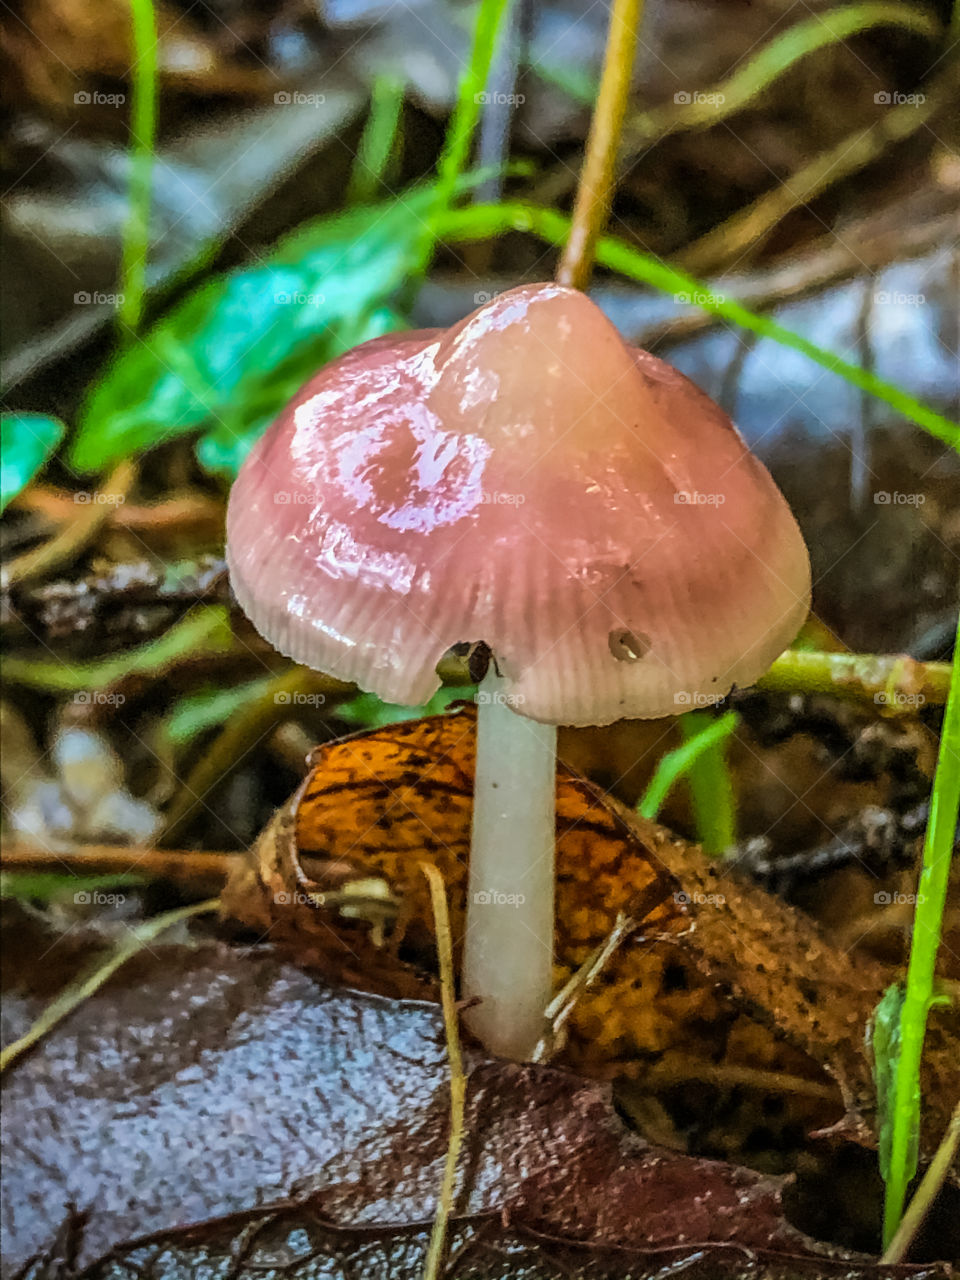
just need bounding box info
[608,629,651,662]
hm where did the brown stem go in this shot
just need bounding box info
[17,485,224,544]
[676,85,945,276]
[556,0,644,290]
[1,842,242,894]
[4,460,138,587]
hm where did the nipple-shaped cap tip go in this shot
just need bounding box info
[227,283,811,725]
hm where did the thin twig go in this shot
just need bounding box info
[442,646,955,711]
[421,863,467,1280]
[556,0,644,290]
[1,842,242,892]
[676,79,947,276]
[16,486,224,541]
[3,460,138,588]
[881,1101,960,1264]
[637,1057,839,1103]
[0,897,220,1074]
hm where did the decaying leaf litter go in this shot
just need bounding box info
[1,0,959,1273]
[0,933,954,1277]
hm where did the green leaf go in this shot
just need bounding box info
[872,982,915,1185]
[70,193,436,476]
[194,304,406,478]
[0,413,66,513]
[881,608,960,1244]
[347,76,406,205]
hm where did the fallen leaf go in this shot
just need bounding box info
[225,706,960,1160]
[225,707,687,1019]
[1,941,950,1277]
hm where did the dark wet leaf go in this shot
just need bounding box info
[2,944,947,1278]
[0,413,65,513]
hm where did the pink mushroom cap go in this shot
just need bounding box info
[227,283,811,725]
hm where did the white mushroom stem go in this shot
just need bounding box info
[463,668,557,1059]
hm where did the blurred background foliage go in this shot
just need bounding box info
[1,0,957,849]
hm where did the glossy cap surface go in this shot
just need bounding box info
[227,284,810,724]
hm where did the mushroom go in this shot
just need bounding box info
[226,283,811,1059]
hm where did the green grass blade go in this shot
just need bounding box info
[629,3,941,141]
[882,611,960,1244]
[347,76,406,205]
[414,0,513,277]
[678,710,738,853]
[436,202,960,450]
[118,0,158,338]
[638,710,739,823]
[539,2,940,114]
[2,606,231,692]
